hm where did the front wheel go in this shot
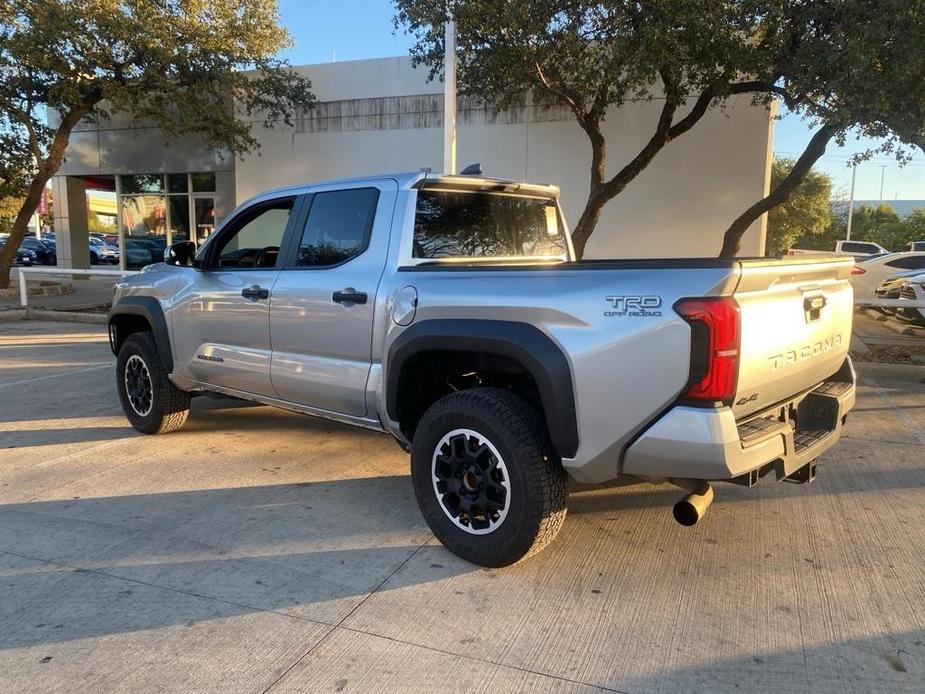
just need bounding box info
[116,332,190,434]
[410,388,568,567]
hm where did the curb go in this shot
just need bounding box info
[0,308,109,324]
[27,309,108,324]
[883,318,925,337]
[1,307,107,324]
[854,361,925,383]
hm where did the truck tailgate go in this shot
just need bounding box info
[732,256,855,420]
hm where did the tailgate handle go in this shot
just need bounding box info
[803,294,826,322]
[804,295,827,311]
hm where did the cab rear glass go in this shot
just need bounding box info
[413,190,568,260]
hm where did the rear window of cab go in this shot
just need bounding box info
[413,190,568,260]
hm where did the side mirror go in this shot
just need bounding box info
[164,241,198,268]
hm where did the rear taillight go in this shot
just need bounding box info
[675,297,740,405]
[851,266,866,275]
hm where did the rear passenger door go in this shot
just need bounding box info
[269,181,397,416]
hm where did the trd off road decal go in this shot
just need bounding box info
[604,295,663,318]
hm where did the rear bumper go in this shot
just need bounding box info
[622,358,856,481]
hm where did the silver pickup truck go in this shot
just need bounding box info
[109,171,856,567]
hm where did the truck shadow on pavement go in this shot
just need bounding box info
[0,474,464,651]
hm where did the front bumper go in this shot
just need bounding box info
[622,358,856,482]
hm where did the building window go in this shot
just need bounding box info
[117,172,219,269]
[119,174,165,194]
[167,174,189,194]
[191,172,216,193]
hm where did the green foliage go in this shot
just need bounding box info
[765,158,832,255]
[793,203,925,253]
[844,204,917,252]
[396,1,766,114]
[902,208,925,241]
[0,0,315,286]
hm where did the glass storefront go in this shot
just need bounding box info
[118,173,217,269]
[194,197,216,244]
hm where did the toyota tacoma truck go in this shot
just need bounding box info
[109,171,856,567]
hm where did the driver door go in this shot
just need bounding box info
[171,195,301,398]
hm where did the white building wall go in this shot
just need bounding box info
[236,56,774,258]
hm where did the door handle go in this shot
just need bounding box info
[332,288,368,305]
[241,285,269,301]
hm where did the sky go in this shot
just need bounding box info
[278,0,925,202]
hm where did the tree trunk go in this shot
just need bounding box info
[0,179,47,289]
[719,125,835,258]
[570,188,606,259]
[0,106,91,289]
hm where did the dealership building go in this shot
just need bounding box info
[49,56,775,269]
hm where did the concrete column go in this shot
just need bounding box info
[51,176,92,269]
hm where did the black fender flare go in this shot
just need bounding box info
[108,296,174,374]
[386,319,579,458]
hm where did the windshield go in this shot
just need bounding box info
[412,189,568,261]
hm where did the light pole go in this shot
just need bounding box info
[846,164,857,240]
[443,11,457,175]
[878,165,887,206]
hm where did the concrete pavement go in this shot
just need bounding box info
[1,320,924,693]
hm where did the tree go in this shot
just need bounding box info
[765,158,832,255]
[394,1,925,259]
[791,212,844,252]
[719,1,925,256]
[0,0,315,287]
[901,208,925,244]
[394,0,783,258]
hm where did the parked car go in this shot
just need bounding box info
[19,237,57,265]
[788,239,889,260]
[108,171,857,567]
[849,252,925,298]
[872,270,925,315]
[0,238,36,266]
[836,240,889,258]
[124,237,166,268]
[89,236,119,264]
[904,241,925,252]
[896,273,925,326]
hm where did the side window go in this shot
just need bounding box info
[888,256,925,269]
[211,199,293,269]
[842,242,862,253]
[295,188,379,267]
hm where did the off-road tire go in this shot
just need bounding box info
[411,387,568,567]
[117,331,190,434]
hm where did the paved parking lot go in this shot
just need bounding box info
[1,320,924,693]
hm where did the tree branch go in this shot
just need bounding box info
[599,86,678,199]
[719,124,836,257]
[534,61,586,120]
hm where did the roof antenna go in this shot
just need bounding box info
[460,163,482,176]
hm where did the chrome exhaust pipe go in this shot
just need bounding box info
[670,480,714,526]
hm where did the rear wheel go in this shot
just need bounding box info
[410,388,568,567]
[117,332,190,434]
